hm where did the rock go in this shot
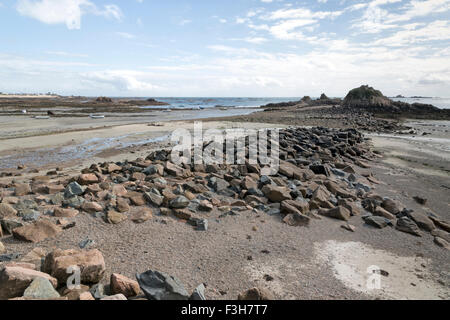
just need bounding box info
[79,292,96,300]
[14,183,31,196]
[130,208,153,224]
[23,277,60,300]
[78,174,99,185]
[238,287,274,300]
[90,283,107,299]
[101,294,127,300]
[374,206,396,220]
[431,229,450,243]
[81,201,103,213]
[0,241,5,254]
[363,216,391,229]
[262,185,292,203]
[20,247,46,267]
[0,266,58,300]
[1,219,24,234]
[116,198,130,213]
[106,210,127,225]
[53,207,79,218]
[428,215,450,233]
[79,238,95,249]
[107,163,122,173]
[43,249,106,284]
[283,213,310,227]
[434,237,449,250]
[209,177,230,192]
[13,220,62,243]
[64,182,85,198]
[198,200,213,212]
[190,283,206,300]
[169,196,190,209]
[136,270,189,300]
[0,203,17,218]
[112,185,128,197]
[0,253,21,262]
[413,196,427,205]
[338,199,361,216]
[319,206,351,221]
[341,223,356,232]
[111,273,140,297]
[381,198,401,215]
[144,192,164,206]
[407,211,435,232]
[396,217,421,237]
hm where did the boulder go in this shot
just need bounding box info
[0,266,58,300]
[363,216,391,229]
[169,196,190,209]
[64,182,85,198]
[407,211,435,232]
[136,270,189,300]
[110,273,140,297]
[43,249,106,284]
[12,220,62,243]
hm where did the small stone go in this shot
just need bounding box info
[364,216,391,229]
[110,273,140,297]
[341,223,356,232]
[81,201,103,213]
[78,174,99,185]
[23,277,60,300]
[131,208,153,224]
[190,284,206,300]
[169,196,190,209]
[413,196,427,205]
[319,206,351,221]
[14,183,31,196]
[106,210,127,225]
[0,241,5,254]
[64,182,85,198]
[396,217,421,237]
[53,207,79,218]
[12,220,62,243]
[198,200,213,212]
[144,192,164,206]
[0,203,17,218]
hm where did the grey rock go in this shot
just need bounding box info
[136,270,189,300]
[208,177,230,192]
[144,192,164,206]
[190,283,206,300]
[20,210,41,222]
[64,182,85,198]
[396,217,421,237]
[331,168,346,177]
[364,216,391,229]
[49,193,65,205]
[90,283,108,300]
[143,165,158,175]
[0,253,21,262]
[1,219,24,234]
[23,277,60,299]
[79,238,95,249]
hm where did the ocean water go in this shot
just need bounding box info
[138,97,450,110]
[391,97,450,109]
[140,97,303,109]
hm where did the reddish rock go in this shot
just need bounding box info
[112,185,128,197]
[12,220,62,243]
[54,207,79,218]
[0,266,58,300]
[110,273,140,297]
[43,249,106,285]
[107,163,122,173]
[106,210,127,224]
[0,203,17,218]
[81,201,103,213]
[319,206,351,221]
[130,207,153,223]
[14,183,31,196]
[78,174,99,185]
[262,185,292,202]
[116,198,130,213]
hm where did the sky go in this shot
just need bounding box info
[0,0,449,97]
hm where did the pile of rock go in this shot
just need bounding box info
[0,247,206,300]
[1,126,449,267]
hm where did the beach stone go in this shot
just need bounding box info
[341,223,356,232]
[111,273,140,297]
[382,198,402,215]
[262,185,292,202]
[20,210,41,222]
[0,203,17,218]
[81,201,103,213]
[136,270,190,300]
[431,229,450,243]
[434,237,449,250]
[144,192,164,206]
[43,249,106,285]
[374,206,396,220]
[64,182,85,198]
[283,213,310,227]
[0,266,58,300]
[319,206,351,221]
[131,208,153,224]
[396,217,421,237]
[338,199,361,216]
[53,207,79,218]
[238,287,274,300]
[23,277,60,300]
[14,183,31,196]
[428,215,450,232]
[169,196,190,209]
[12,220,62,243]
[20,247,46,267]
[106,210,127,225]
[407,211,435,232]
[198,200,213,212]
[363,216,391,229]
[78,174,99,185]
[0,219,23,235]
[79,292,95,300]
[101,294,127,300]
[190,283,206,300]
[0,241,5,254]
[90,284,108,300]
[112,185,128,197]
[130,194,146,206]
[116,198,130,213]
[107,163,122,173]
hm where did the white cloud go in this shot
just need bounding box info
[116,32,136,39]
[16,0,123,30]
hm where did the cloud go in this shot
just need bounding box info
[16,0,123,29]
[116,32,136,39]
[81,70,161,92]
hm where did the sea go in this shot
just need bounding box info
[138,97,450,110]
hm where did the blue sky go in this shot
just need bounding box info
[0,0,449,97]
